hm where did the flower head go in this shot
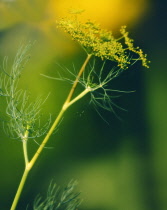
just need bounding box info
[57,16,150,69]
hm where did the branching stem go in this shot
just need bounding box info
[10,54,92,210]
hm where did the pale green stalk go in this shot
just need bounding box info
[11,130,29,210]
[22,129,29,165]
[64,54,92,104]
[10,54,92,210]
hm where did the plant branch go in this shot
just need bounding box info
[64,54,92,104]
[29,54,92,168]
[66,88,90,108]
[10,54,91,210]
[22,130,29,166]
[10,168,29,210]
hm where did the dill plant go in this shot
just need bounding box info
[0,14,149,210]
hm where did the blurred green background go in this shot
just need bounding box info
[0,0,167,209]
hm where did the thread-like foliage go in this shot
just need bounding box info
[32,180,81,210]
[0,43,51,140]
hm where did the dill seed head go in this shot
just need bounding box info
[57,16,150,69]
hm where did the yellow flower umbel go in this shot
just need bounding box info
[57,16,150,69]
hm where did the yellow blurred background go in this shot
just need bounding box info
[1,0,167,210]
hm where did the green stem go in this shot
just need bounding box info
[65,54,92,104]
[10,168,29,210]
[29,107,66,168]
[67,88,90,108]
[23,130,29,165]
[29,88,90,171]
[10,54,92,210]
[10,130,29,210]
[30,54,92,167]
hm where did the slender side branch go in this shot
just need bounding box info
[65,54,92,104]
[22,129,29,165]
[67,88,90,108]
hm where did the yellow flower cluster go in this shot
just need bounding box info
[57,16,150,69]
[120,26,150,68]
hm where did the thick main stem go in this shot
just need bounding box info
[10,168,29,210]
[10,54,92,210]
